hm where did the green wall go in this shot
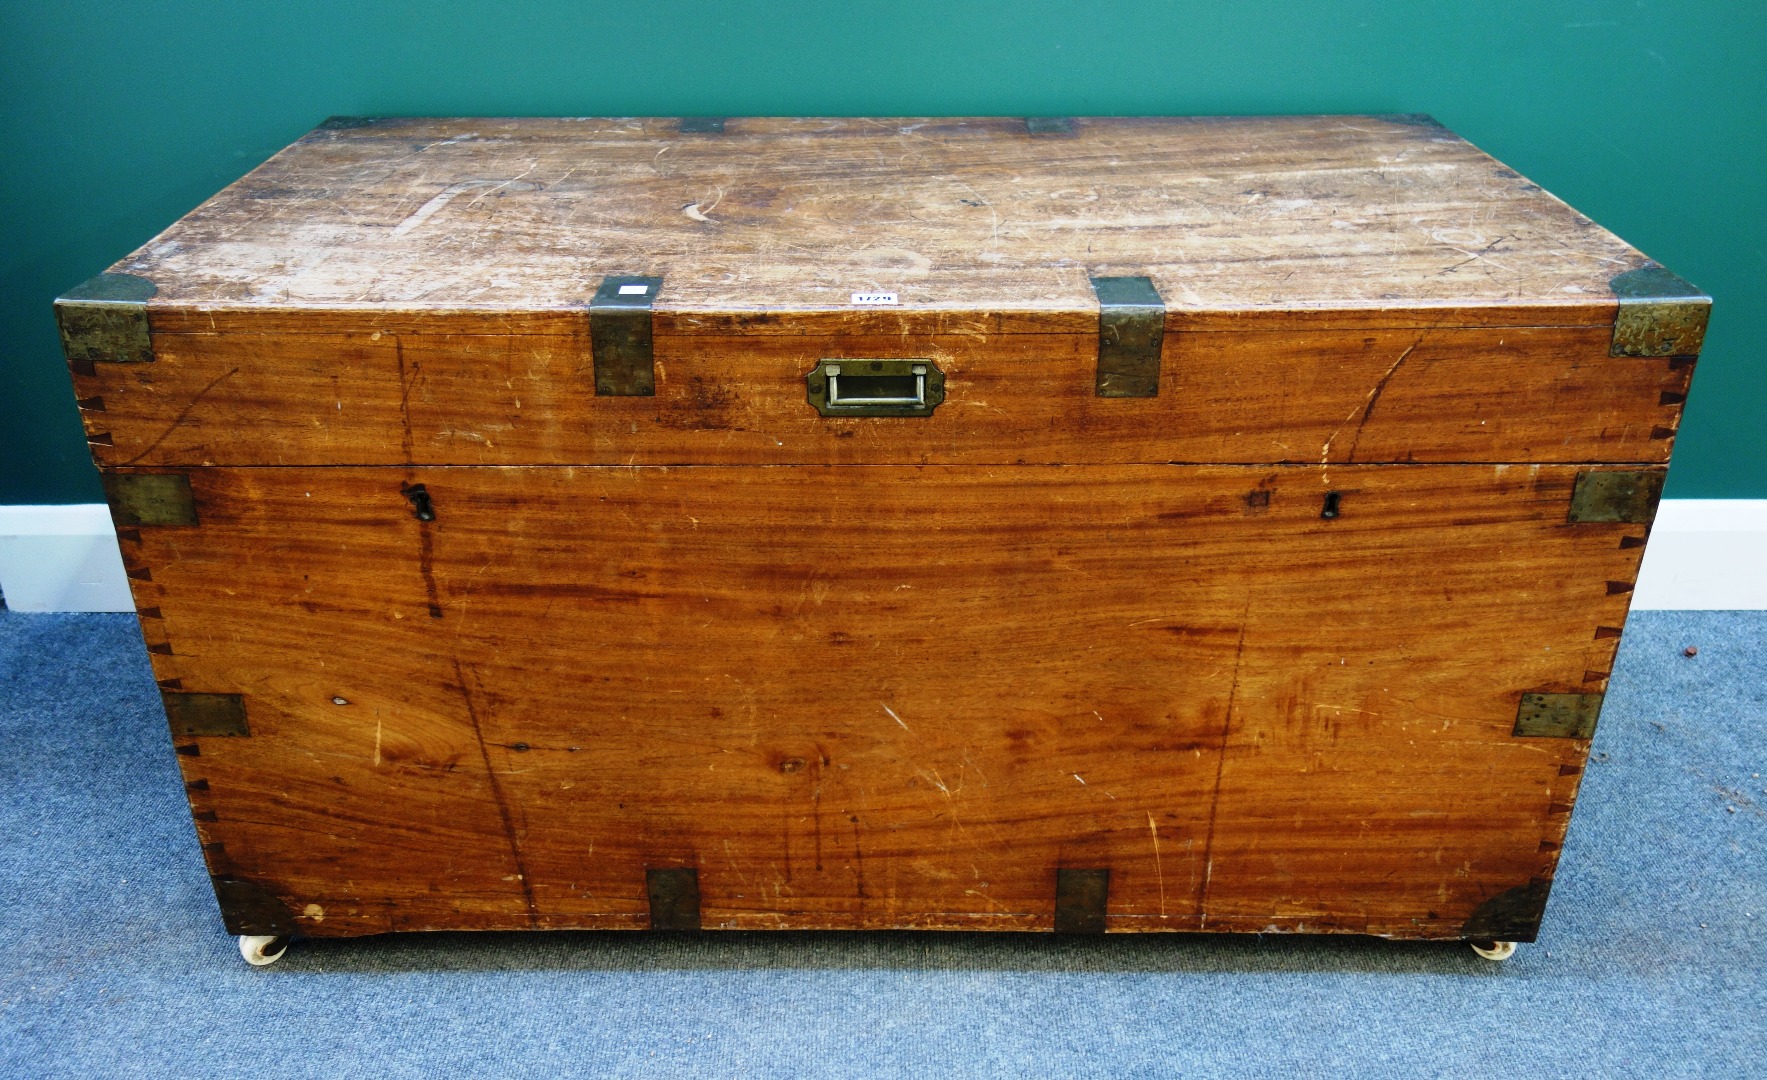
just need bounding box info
[3,1,1762,503]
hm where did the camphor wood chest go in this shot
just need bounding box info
[59,116,1708,961]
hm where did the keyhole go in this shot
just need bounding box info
[401,483,436,521]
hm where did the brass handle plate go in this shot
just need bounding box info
[806,359,946,417]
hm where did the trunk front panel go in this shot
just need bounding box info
[124,463,1641,938]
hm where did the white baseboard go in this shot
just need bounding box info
[1,499,1763,613]
[0,505,134,612]
[1630,500,1767,610]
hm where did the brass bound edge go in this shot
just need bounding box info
[103,473,198,527]
[318,115,386,130]
[591,274,663,396]
[1568,470,1665,525]
[164,692,250,737]
[55,272,157,366]
[1381,113,1447,128]
[1090,275,1165,398]
[1513,693,1603,739]
[1610,264,1710,358]
[1054,868,1110,933]
[212,877,298,936]
[1462,879,1552,943]
[647,868,701,931]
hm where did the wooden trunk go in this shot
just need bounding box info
[58,116,1707,945]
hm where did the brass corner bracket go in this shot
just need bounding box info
[1610,265,1710,358]
[1514,692,1603,739]
[1568,470,1665,525]
[56,272,157,366]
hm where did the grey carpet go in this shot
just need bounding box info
[0,609,1761,1078]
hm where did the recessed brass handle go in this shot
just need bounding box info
[806,359,945,417]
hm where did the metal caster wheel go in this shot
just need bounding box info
[238,934,290,967]
[1469,939,1516,962]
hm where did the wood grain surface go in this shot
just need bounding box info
[124,463,1649,938]
[72,325,1691,468]
[110,116,1647,330]
[79,115,1689,944]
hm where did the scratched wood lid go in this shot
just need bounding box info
[110,115,1654,336]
